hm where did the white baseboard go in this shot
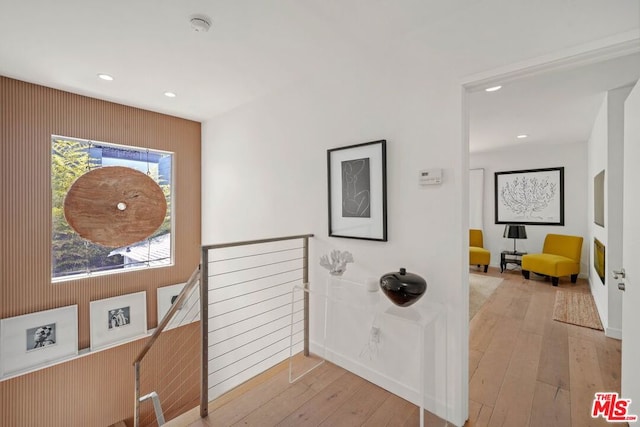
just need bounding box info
[605,327,622,340]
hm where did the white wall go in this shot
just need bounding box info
[588,85,633,338]
[202,67,465,421]
[589,98,609,329]
[469,169,485,229]
[470,142,589,275]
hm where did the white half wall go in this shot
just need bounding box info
[470,142,589,275]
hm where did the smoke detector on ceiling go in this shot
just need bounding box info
[190,15,212,32]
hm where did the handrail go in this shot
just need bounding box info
[202,234,314,251]
[134,265,201,427]
[132,235,314,425]
[134,265,201,364]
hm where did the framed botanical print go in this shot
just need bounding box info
[495,167,564,225]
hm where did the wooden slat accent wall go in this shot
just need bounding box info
[0,77,202,426]
[139,324,202,427]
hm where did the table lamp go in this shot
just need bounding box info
[503,225,527,254]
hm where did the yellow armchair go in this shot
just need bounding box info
[521,234,583,286]
[470,229,491,273]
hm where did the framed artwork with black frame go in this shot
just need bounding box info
[495,167,565,225]
[327,140,387,241]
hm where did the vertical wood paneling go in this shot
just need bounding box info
[139,324,201,427]
[0,77,201,426]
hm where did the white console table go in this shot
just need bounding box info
[288,277,448,427]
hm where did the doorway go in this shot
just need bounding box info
[462,38,640,424]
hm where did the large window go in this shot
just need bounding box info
[51,136,173,281]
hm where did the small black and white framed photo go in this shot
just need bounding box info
[157,283,200,330]
[108,306,131,329]
[157,283,185,323]
[90,292,147,350]
[26,323,57,351]
[0,305,78,376]
[327,140,387,241]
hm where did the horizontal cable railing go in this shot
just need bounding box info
[200,234,313,418]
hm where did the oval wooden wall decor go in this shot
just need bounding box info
[63,166,167,248]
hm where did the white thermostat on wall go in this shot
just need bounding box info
[419,168,442,185]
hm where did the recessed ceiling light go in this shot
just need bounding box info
[190,15,212,32]
[485,85,502,92]
[516,134,528,139]
[97,73,114,81]
[164,91,177,98]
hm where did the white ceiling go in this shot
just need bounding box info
[1,1,639,152]
[469,52,640,153]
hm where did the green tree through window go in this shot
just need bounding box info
[51,136,173,280]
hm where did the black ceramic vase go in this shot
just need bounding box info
[379,268,427,307]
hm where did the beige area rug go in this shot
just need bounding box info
[553,290,604,331]
[469,274,504,320]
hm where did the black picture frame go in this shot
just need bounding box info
[494,167,564,225]
[327,140,387,241]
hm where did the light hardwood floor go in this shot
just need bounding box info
[164,356,441,427]
[467,267,620,427]
[166,267,621,427]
